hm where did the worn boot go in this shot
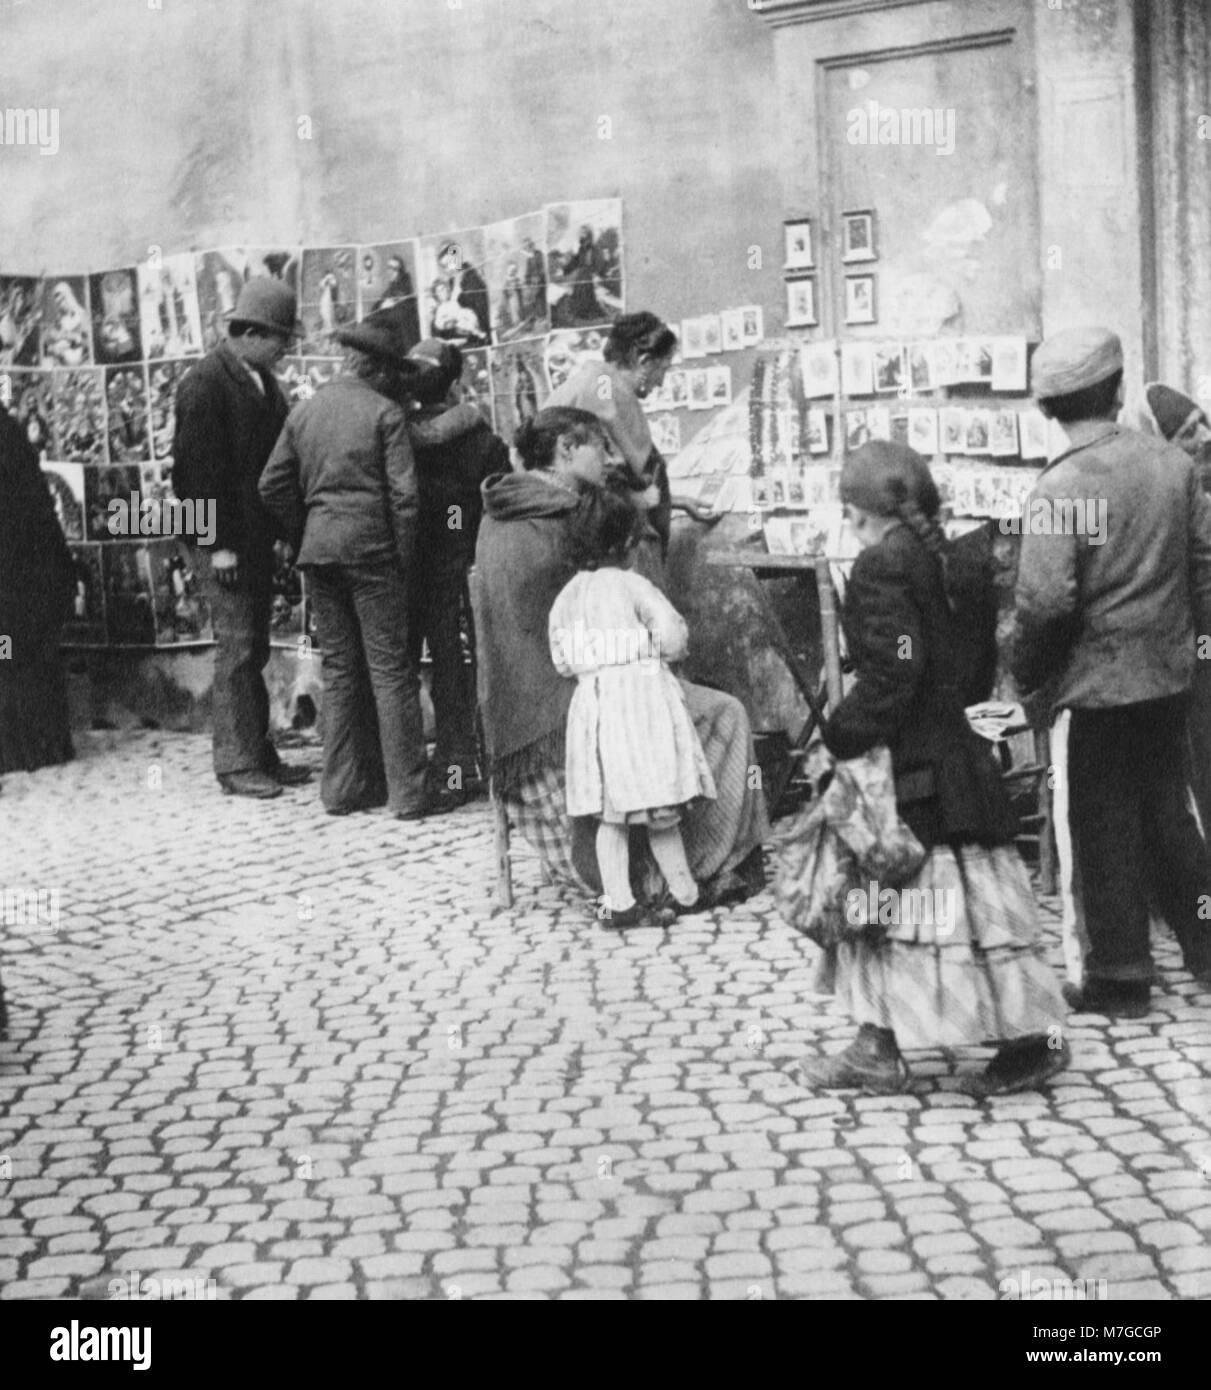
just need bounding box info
[797,1023,910,1094]
[976,1034,1070,1097]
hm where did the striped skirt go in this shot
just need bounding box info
[823,842,1067,1049]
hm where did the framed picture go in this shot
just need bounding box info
[841,211,877,264]
[783,218,814,271]
[844,274,877,326]
[873,343,906,395]
[785,276,816,328]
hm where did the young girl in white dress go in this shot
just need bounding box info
[549,485,716,926]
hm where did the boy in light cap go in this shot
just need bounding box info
[1011,326,1211,1014]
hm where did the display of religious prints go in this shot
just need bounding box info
[243,247,301,291]
[0,275,41,365]
[65,544,105,644]
[356,241,421,345]
[490,338,550,446]
[84,464,140,543]
[41,462,87,541]
[416,228,492,348]
[483,211,549,344]
[102,543,156,645]
[148,538,212,644]
[40,277,93,366]
[105,365,151,462]
[544,327,607,392]
[195,248,254,351]
[459,348,495,429]
[299,246,358,355]
[1,367,56,460]
[147,360,191,461]
[138,253,204,360]
[546,198,623,330]
[52,368,107,464]
[89,268,143,364]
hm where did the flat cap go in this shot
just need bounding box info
[1032,326,1123,400]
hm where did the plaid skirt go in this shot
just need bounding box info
[822,842,1067,1049]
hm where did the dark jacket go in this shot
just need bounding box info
[1011,421,1211,709]
[259,374,419,570]
[408,402,509,565]
[823,523,1016,850]
[473,470,584,789]
[172,340,289,557]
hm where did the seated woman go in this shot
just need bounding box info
[474,406,768,910]
[800,441,1068,1096]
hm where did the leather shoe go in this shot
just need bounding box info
[269,762,312,787]
[393,790,461,821]
[1062,978,1150,1018]
[219,771,282,800]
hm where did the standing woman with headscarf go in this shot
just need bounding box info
[799,442,1069,1096]
[546,311,678,585]
[0,405,75,776]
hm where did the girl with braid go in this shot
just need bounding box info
[797,442,1068,1096]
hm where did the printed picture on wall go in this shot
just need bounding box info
[140,458,174,505]
[800,341,837,399]
[102,543,156,645]
[490,338,551,445]
[483,211,549,344]
[721,309,745,352]
[707,365,732,407]
[416,228,492,348]
[971,339,995,384]
[459,348,495,429]
[701,314,723,355]
[941,406,967,454]
[907,407,940,456]
[845,409,871,452]
[867,405,891,442]
[907,344,933,393]
[991,335,1028,392]
[688,368,711,410]
[299,246,358,355]
[650,414,681,458]
[989,409,1020,457]
[805,409,829,456]
[0,275,41,366]
[740,305,764,347]
[85,464,140,543]
[841,211,876,264]
[105,365,151,462]
[965,408,991,454]
[840,342,874,397]
[65,543,105,644]
[148,538,212,645]
[1,368,56,460]
[929,338,959,387]
[52,368,108,464]
[148,360,191,461]
[89,269,143,364]
[668,369,689,407]
[680,318,706,360]
[138,253,204,360]
[1019,407,1049,460]
[546,198,623,330]
[356,241,421,345]
[195,249,254,351]
[844,274,877,326]
[783,218,814,271]
[785,277,816,328]
[544,327,606,391]
[42,462,87,541]
[40,277,93,366]
[873,344,906,395]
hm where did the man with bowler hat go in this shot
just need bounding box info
[259,303,450,820]
[1012,326,1211,1015]
[174,276,311,799]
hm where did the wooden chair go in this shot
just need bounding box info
[466,566,514,908]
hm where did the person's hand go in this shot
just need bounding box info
[211,549,240,590]
[274,539,295,568]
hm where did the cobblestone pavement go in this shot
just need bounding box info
[1,729,1209,1301]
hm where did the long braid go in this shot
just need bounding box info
[898,498,955,610]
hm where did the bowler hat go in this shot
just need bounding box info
[228,277,300,338]
[336,302,424,370]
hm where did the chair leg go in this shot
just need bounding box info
[491,780,514,909]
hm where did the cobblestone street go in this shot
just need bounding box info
[1,730,1209,1301]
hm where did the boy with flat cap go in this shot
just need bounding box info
[1012,326,1211,1015]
